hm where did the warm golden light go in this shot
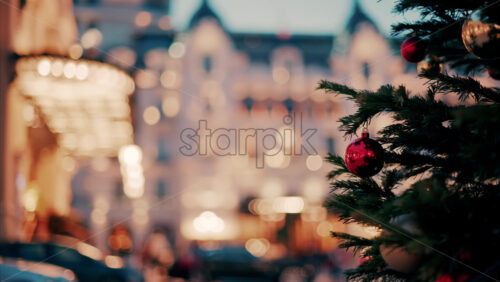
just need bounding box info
[125,183,145,199]
[158,15,171,31]
[303,177,326,203]
[168,42,186,59]
[144,49,169,69]
[51,60,64,77]
[135,11,152,28]
[76,242,103,261]
[91,209,107,225]
[62,156,76,172]
[119,145,143,165]
[200,80,226,108]
[143,106,161,125]
[119,145,145,199]
[22,186,39,212]
[363,226,382,238]
[252,199,274,215]
[251,196,305,215]
[37,59,51,76]
[161,95,180,118]
[181,215,238,240]
[245,238,270,257]
[316,221,333,237]
[301,206,327,222]
[68,44,83,59]
[198,190,222,209]
[160,70,180,89]
[105,256,124,269]
[260,178,285,198]
[350,24,388,62]
[306,155,323,171]
[272,196,305,214]
[272,67,290,84]
[106,47,137,69]
[260,213,286,222]
[265,151,290,168]
[193,211,225,233]
[135,69,158,89]
[347,223,382,239]
[75,63,89,80]
[63,62,76,79]
[22,104,35,123]
[81,28,103,49]
[15,56,135,157]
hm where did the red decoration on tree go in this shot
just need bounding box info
[487,68,500,80]
[401,37,427,63]
[345,131,384,177]
[358,256,372,266]
[458,252,471,261]
[435,273,469,282]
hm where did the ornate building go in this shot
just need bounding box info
[71,0,418,256]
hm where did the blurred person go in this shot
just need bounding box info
[109,224,134,256]
[313,259,342,282]
[168,241,202,281]
[141,229,174,281]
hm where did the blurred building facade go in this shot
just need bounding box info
[69,0,415,258]
[0,0,498,272]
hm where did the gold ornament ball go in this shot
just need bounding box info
[417,57,443,75]
[380,244,422,273]
[461,9,500,59]
[380,214,424,273]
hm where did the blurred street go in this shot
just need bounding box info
[1,0,497,281]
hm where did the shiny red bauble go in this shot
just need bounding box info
[401,37,427,63]
[345,132,384,177]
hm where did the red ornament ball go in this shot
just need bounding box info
[345,132,384,177]
[401,37,427,63]
[488,68,500,80]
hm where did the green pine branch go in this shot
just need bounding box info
[420,71,500,103]
[321,1,500,280]
[330,231,373,252]
[325,153,350,179]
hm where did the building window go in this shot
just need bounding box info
[156,180,168,199]
[363,62,370,79]
[326,137,335,154]
[203,56,213,74]
[158,102,165,119]
[306,105,313,118]
[80,0,99,5]
[157,139,169,162]
[144,0,168,10]
[285,61,293,73]
[283,98,294,113]
[115,179,124,200]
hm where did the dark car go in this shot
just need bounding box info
[196,247,279,282]
[0,242,143,282]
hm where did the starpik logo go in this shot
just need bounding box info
[179,113,318,168]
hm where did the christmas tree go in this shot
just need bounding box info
[320,1,500,281]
